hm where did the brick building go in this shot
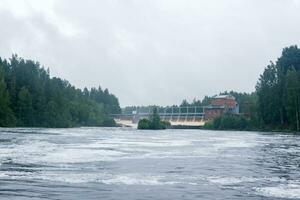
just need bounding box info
[204,95,239,120]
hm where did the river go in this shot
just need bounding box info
[0,128,300,199]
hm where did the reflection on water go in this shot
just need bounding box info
[0,128,300,199]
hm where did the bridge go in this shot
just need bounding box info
[111,106,207,128]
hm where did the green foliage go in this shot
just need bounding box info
[203,120,213,129]
[149,107,161,129]
[0,55,121,127]
[137,118,150,129]
[256,45,300,131]
[17,87,34,126]
[161,120,171,127]
[0,67,15,126]
[180,96,210,107]
[138,107,169,130]
[205,114,249,131]
[286,69,300,130]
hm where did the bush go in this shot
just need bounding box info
[103,117,116,127]
[206,114,250,131]
[161,120,171,128]
[138,118,150,129]
[203,120,213,129]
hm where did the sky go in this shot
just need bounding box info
[0,0,300,106]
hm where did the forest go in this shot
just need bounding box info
[0,55,121,127]
[256,45,300,131]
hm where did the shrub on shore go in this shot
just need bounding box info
[204,114,250,131]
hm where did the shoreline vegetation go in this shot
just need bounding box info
[137,108,171,130]
[0,55,121,128]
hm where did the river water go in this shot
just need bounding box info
[0,128,300,200]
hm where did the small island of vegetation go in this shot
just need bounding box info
[138,108,170,130]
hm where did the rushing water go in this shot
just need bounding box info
[0,128,300,200]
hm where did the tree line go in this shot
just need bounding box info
[256,45,300,131]
[0,55,121,127]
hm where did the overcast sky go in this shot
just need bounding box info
[0,0,300,106]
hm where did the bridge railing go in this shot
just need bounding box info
[112,106,206,123]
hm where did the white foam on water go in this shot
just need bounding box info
[0,167,104,184]
[0,171,9,178]
[99,138,193,148]
[276,147,300,154]
[35,172,102,184]
[101,175,161,185]
[1,169,105,184]
[255,183,300,199]
[36,148,127,163]
[207,176,286,186]
[213,140,257,149]
[100,174,178,186]
[207,176,259,185]
[0,171,35,179]
[25,172,181,185]
[0,138,129,164]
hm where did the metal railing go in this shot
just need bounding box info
[112,106,206,122]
